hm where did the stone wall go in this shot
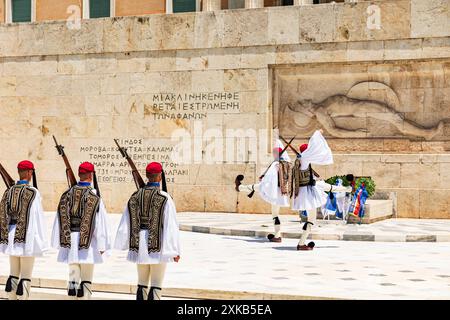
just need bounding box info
[0,1,449,217]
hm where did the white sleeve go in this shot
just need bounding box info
[24,192,48,254]
[50,212,61,249]
[34,193,48,250]
[258,162,280,205]
[301,130,333,168]
[161,196,181,260]
[114,206,131,251]
[93,200,111,252]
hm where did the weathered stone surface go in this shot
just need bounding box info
[411,0,450,38]
[0,3,449,218]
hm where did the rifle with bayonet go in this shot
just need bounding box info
[53,135,78,188]
[259,135,296,180]
[279,135,320,178]
[0,162,15,189]
[114,139,145,190]
[244,136,296,198]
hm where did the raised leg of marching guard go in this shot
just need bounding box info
[291,130,352,251]
[115,162,181,301]
[235,146,290,242]
[51,162,111,300]
[0,161,47,300]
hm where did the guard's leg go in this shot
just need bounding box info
[316,180,352,193]
[297,209,317,251]
[77,264,94,300]
[68,264,81,299]
[148,263,167,301]
[136,264,151,300]
[6,256,20,300]
[267,204,282,242]
[16,257,35,300]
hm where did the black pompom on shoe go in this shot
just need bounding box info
[235,175,244,192]
[307,241,315,249]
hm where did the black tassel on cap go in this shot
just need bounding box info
[93,172,101,198]
[32,170,38,189]
[161,170,167,192]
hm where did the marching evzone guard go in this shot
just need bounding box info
[0,161,47,300]
[51,162,111,300]
[235,147,291,243]
[114,162,181,301]
[291,130,351,251]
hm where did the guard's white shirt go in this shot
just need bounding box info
[0,188,48,257]
[292,130,334,211]
[114,191,181,265]
[51,190,111,265]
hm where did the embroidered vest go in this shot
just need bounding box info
[278,160,292,196]
[291,159,316,197]
[57,185,100,250]
[0,185,37,245]
[127,187,168,254]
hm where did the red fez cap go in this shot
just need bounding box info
[79,162,95,174]
[146,162,163,174]
[273,147,283,154]
[18,160,34,170]
[300,144,308,153]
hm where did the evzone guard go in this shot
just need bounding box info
[114,140,180,300]
[235,130,351,250]
[290,130,351,250]
[51,137,111,299]
[235,139,294,243]
[0,161,47,300]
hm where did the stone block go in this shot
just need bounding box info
[411,0,450,38]
[0,76,16,96]
[419,189,450,219]
[194,11,224,49]
[362,162,401,188]
[268,7,299,45]
[298,4,336,44]
[191,70,224,92]
[400,163,440,188]
[222,9,268,47]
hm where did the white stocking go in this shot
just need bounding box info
[149,263,167,301]
[17,257,34,300]
[271,205,281,238]
[77,264,94,300]
[137,264,150,300]
[7,256,20,300]
[298,209,317,246]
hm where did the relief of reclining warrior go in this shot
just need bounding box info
[285,95,444,140]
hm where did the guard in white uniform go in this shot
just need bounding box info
[51,162,111,299]
[1,160,47,300]
[291,130,351,250]
[115,162,181,300]
[235,147,291,242]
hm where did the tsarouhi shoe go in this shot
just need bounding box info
[235,175,244,192]
[267,234,282,243]
[297,244,313,251]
